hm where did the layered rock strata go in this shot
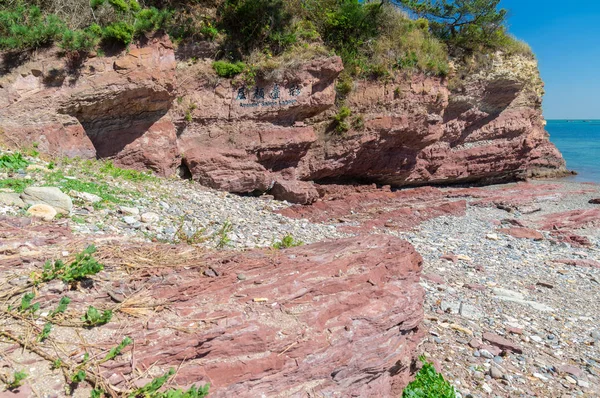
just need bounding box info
[0,37,567,202]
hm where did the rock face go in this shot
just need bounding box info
[0,39,567,201]
[0,35,178,176]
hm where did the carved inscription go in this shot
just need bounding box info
[236,84,301,108]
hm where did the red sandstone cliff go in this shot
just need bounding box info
[0,36,567,203]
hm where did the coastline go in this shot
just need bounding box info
[0,153,598,396]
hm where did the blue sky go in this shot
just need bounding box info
[501,0,600,119]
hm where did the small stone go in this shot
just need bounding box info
[480,349,494,359]
[557,364,583,378]
[533,373,549,381]
[588,198,600,204]
[70,190,102,203]
[27,204,57,221]
[565,375,576,384]
[204,268,218,278]
[530,335,543,343]
[577,379,590,388]
[469,338,482,349]
[141,212,160,223]
[506,326,523,335]
[591,330,600,340]
[483,332,523,354]
[119,206,140,216]
[237,274,247,281]
[486,233,499,241]
[123,216,138,225]
[489,367,503,379]
[493,356,503,364]
[481,383,493,394]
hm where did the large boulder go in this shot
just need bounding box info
[270,178,319,204]
[183,148,272,193]
[21,187,72,214]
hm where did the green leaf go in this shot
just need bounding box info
[103,336,133,362]
[81,306,112,327]
[38,322,52,342]
[71,369,86,383]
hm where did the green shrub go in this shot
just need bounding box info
[335,74,353,99]
[212,60,246,78]
[402,357,456,398]
[332,106,352,134]
[60,24,103,52]
[102,21,135,45]
[134,7,171,35]
[218,0,293,57]
[0,5,66,50]
[108,0,131,14]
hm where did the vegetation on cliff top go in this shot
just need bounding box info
[0,0,530,79]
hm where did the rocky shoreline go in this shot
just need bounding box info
[0,151,599,397]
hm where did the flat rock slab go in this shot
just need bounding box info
[483,332,523,354]
[98,235,424,396]
[499,227,544,241]
[21,187,72,213]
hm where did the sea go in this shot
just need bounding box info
[546,120,600,184]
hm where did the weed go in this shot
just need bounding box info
[401,356,455,398]
[99,160,155,182]
[175,218,208,245]
[81,306,112,326]
[49,297,71,318]
[51,359,63,370]
[352,115,365,131]
[272,234,303,250]
[331,106,352,134]
[38,322,52,342]
[71,369,86,383]
[25,147,39,158]
[128,368,209,398]
[6,371,27,390]
[394,86,402,99]
[18,292,39,314]
[0,178,33,193]
[335,74,353,100]
[45,170,129,204]
[215,220,233,249]
[0,152,29,170]
[101,336,132,362]
[39,245,103,284]
[70,216,86,224]
[91,390,103,398]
